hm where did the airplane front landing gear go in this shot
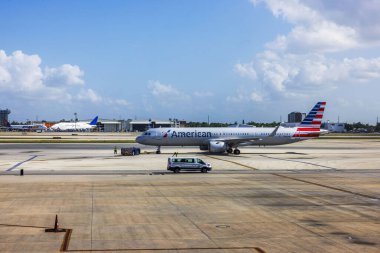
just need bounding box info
[233,149,240,155]
[156,146,161,154]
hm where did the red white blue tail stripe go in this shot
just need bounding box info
[294,102,326,138]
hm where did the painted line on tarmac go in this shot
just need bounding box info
[6,155,38,172]
[205,155,257,170]
[260,154,339,170]
[61,229,72,252]
[61,245,266,252]
[0,223,49,229]
[272,173,380,201]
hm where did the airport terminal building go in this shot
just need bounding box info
[97,119,127,132]
[126,119,180,132]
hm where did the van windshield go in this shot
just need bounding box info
[197,159,205,164]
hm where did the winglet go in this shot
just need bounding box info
[269,125,280,137]
[89,116,98,126]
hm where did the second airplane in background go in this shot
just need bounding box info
[50,116,98,131]
[136,102,327,154]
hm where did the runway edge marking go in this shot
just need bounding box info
[5,155,38,172]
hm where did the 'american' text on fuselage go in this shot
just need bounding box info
[171,131,212,138]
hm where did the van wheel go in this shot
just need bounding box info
[201,168,208,173]
[174,168,180,173]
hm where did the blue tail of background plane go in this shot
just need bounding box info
[89,116,98,126]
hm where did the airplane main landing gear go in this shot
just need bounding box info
[156,146,161,154]
[227,148,233,154]
[233,149,240,155]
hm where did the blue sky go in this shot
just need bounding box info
[1,0,380,123]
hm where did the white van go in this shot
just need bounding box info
[167,157,212,173]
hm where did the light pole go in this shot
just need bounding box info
[74,113,78,131]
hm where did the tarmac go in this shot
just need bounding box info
[0,138,379,252]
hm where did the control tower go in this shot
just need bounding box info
[0,109,11,127]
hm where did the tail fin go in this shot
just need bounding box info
[299,102,326,128]
[89,116,98,126]
[294,102,326,138]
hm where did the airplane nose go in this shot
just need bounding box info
[135,135,144,144]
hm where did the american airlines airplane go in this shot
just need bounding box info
[136,102,327,154]
[50,116,98,131]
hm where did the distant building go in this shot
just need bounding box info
[97,119,127,132]
[288,112,306,123]
[0,109,11,127]
[126,119,180,132]
[323,122,346,133]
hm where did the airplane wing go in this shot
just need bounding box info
[217,137,262,147]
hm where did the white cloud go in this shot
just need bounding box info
[0,50,83,97]
[148,80,190,107]
[226,93,247,103]
[0,50,44,91]
[244,51,380,95]
[146,80,216,117]
[149,80,182,97]
[44,64,84,87]
[193,91,213,98]
[234,1,380,106]
[113,99,130,106]
[76,88,102,103]
[227,89,264,103]
[302,0,380,44]
[234,63,257,80]
[260,0,358,53]
[250,92,263,102]
[0,50,131,117]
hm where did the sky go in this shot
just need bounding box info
[1,0,380,124]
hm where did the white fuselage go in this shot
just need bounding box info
[50,122,95,131]
[136,126,314,147]
[9,124,47,131]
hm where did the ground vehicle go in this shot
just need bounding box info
[121,147,141,156]
[167,157,212,173]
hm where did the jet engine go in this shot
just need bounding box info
[209,141,226,153]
